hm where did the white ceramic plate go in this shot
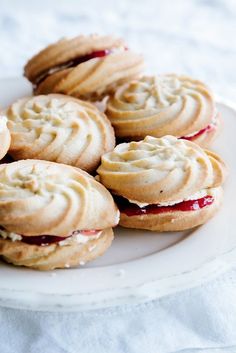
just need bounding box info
[0,78,235,312]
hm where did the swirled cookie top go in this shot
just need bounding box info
[106,75,215,138]
[97,136,226,203]
[0,160,119,235]
[7,94,101,134]
[0,160,77,197]
[6,94,114,170]
[112,75,213,110]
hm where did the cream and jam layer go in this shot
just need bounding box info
[0,228,102,246]
[115,190,214,216]
[180,113,218,141]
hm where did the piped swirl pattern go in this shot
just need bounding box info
[97,135,226,203]
[106,75,215,139]
[6,94,115,172]
[0,160,119,236]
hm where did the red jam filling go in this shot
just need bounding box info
[0,228,100,246]
[21,234,68,246]
[73,49,112,65]
[21,230,101,246]
[181,123,215,141]
[66,47,127,67]
[115,195,214,217]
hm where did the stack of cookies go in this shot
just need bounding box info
[0,34,227,270]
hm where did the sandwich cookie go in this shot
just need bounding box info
[106,75,221,147]
[24,34,144,100]
[97,135,227,231]
[5,94,115,173]
[0,160,119,270]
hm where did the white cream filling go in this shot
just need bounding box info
[58,231,102,246]
[182,111,218,138]
[127,199,149,208]
[110,46,126,54]
[0,229,22,241]
[128,189,208,208]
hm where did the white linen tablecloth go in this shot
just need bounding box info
[0,268,236,353]
[0,0,235,352]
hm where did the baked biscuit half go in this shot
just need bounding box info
[24,34,144,100]
[106,75,221,148]
[0,160,119,270]
[97,136,227,231]
[5,94,115,173]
